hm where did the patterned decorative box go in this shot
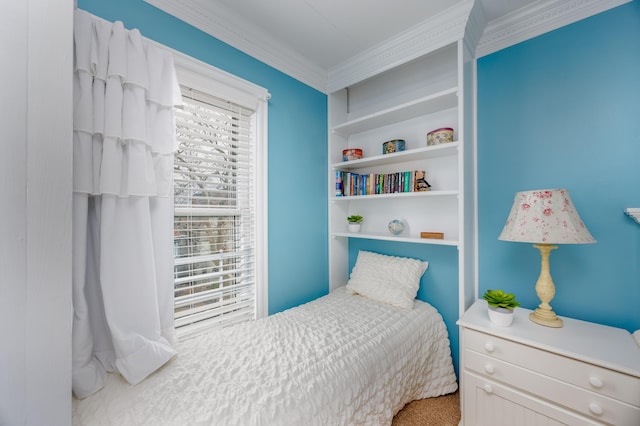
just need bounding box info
[382,139,405,154]
[427,128,453,146]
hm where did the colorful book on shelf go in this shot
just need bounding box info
[336,169,431,196]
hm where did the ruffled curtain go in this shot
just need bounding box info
[72,9,182,399]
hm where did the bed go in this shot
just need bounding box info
[73,251,458,425]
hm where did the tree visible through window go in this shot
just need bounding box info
[173,86,257,337]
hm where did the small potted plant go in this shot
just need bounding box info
[347,215,363,233]
[482,289,520,327]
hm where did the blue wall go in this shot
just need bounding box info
[478,2,640,332]
[78,0,329,315]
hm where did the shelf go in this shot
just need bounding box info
[625,208,640,224]
[331,87,458,136]
[331,190,458,202]
[328,38,473,318]
[332,231,459,246]
[332,142,459,170]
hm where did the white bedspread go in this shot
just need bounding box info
[73,287,458,425]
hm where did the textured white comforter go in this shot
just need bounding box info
[73,287,458,425]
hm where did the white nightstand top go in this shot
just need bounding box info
[458,300,640,378]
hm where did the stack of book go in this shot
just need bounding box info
[336,170,431,197]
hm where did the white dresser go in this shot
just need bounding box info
[457,300,640,425]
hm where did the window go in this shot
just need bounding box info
[172,54,269,338]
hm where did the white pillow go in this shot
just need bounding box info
[346,251,428,309]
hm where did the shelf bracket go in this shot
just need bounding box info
[625,208,640,225]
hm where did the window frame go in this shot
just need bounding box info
[171,50,270,330]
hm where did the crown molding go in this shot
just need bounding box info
[144,0,328,93]
[464,0,488,57]
[145,0,631,94]
[476,0,631,58]
[327,0,474,93]
[625,208,640,225]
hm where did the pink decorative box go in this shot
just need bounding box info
[427,128,454,146]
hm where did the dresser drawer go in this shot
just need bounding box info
[463,328,640,407]
[464,348,640,425]
[462,371,603,426]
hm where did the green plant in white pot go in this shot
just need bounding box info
[482,289,520,327]
[347,215,363,233]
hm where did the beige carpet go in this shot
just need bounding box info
[392,391,460,426]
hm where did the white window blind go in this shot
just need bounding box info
[174,86,257,337]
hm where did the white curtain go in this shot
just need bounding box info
[72,10,182,399]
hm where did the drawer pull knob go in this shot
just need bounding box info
[484,343,495,353]
[589,376,603,388]
[484,364,495,374]
[589,403,603,415]
[483,384,493,394]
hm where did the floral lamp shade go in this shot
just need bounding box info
[499,189,595,245]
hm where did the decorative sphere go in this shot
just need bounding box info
[388,219,405,235]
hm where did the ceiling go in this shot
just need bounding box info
[205,0,535,71]
[145,0,628,92]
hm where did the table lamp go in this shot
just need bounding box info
[498,189,595,327]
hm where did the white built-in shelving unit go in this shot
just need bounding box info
[327,3,481,316]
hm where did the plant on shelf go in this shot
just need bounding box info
[347,215,363,233]
[482,289,520,327]
[347,215,363,223]
[482,289,520,310]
